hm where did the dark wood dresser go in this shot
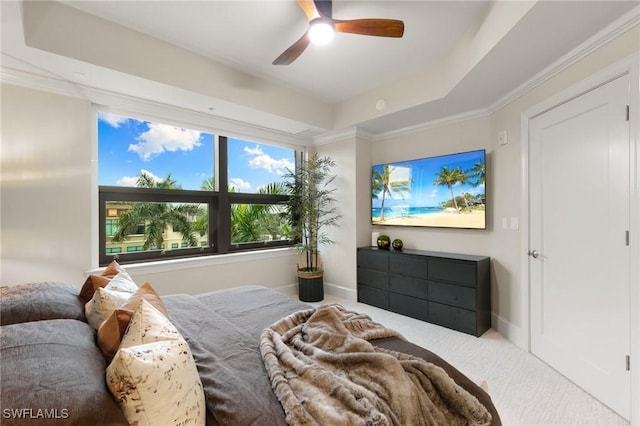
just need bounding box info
[357,247,491,336]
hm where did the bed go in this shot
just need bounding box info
[1,271,501,425]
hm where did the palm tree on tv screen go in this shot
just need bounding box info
[434,166,461,213]
[469,161,485,187]
[372,165,412,221]
[453,167,473,212]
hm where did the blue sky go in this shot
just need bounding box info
[372,150,485,209]
[98,112,295,192]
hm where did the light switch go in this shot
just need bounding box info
[510,217,519,230]
[498,130,508,145]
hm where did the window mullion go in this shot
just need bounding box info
[217,136,231,254]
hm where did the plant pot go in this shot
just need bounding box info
[298,269,324,302]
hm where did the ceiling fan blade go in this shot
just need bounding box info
[296,0,319,20]
[313,0,332,19]
[272,32,311,65]
[334,18,404,38]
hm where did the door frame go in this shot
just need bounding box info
[519,54,639,422]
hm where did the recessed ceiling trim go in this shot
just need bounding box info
[488,5,640,115]
[364,4,640,142]
[371,108,490,142]
[313,127,375,146]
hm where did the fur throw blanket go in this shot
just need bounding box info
[260,304,492,426]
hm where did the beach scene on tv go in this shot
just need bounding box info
[372,150,486,229]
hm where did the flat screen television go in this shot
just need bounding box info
[372,149,486,229]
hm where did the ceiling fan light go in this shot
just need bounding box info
[309,20,334,45]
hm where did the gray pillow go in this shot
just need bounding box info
[1,319,128,425]
[0,282,85,325]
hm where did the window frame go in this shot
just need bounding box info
[98,134,296,266]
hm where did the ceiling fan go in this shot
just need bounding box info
[273,0,405,65]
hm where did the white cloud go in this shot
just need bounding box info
[244,144,294,174]
[99,112,131,128]
[116,176,138,187]
[117,169,163,186]
[244,145,263,156]
[129,123,203,161]
[229,177,251,191]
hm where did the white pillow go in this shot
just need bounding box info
[106,339,206,426]
[85,286,133,329]
[106,270,138,293]
[120,299,181,348]
[106,299,205,426]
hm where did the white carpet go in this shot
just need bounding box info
[306,294,628,426]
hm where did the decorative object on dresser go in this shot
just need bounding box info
[376,234,391,250]
[357,247,491,337]
[392,238,404,251]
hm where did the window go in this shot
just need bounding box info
[98,112,296,265]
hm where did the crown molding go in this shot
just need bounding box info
[313,127,375,146]
[370,108,490,141]
[358,5,640,142]
[488,5,640,115]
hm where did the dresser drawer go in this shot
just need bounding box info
[390,292,428,321]
[357,268,388,290]
[389,254,429,278]
[428,281,476,310]
[358,284,388,309]
[357,249,388,272]
[389,275,428,299]
[428,302,477,335]
[428,259,476,287]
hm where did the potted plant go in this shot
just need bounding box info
[284,153,341,302]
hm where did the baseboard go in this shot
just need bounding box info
[325,283,357,302]
[492,313,528,350]
[273,283,297,298]
[276,282,357,303]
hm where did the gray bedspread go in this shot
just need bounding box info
[163,286,308,425]
[163,286,501,426]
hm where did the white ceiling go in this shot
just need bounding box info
[2,1,638,139]
[65,0,491,105]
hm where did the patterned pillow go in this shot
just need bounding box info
[85,286,135,329]
[96,308,134,361]
[119,298,178,348]
[97,291,170,361]
[105,270,138,294]
[122,282,167,317]
[79,260,123,302]
[106,300,205,426]
[107,340,206,426]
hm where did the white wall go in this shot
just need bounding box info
[1,84,93,285]
[314,137,358,299]
[100,250,298,296]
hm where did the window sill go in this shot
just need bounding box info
[87,247,296,276]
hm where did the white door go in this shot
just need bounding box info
[529,75,631,418]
